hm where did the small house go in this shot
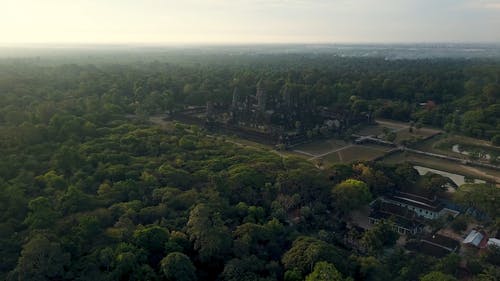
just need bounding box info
[463,230,489,249]
[487,238,500,248]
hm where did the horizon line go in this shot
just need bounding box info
[1,41,500,48]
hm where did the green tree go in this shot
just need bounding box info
[34,170,66,191]
[450,216,468,232]
[157,164,192,188]
[474,266,500,281]
[454,184,499,218]
[51,144,82,176]
[357,256,390,281]
[59,185,95,214]
[394,163,419,185]
[284,269,302,281]
[305,262,344,281]
[160,252,196,281]
[491,135,500,146]
[331,179,371,213]
[361,220,399,255]
[420,271,456,281]
[421,173,454,195]
[435,253,461,276]
[221,256,275,281]
[134,225,170,253]
[186,204,232,263]
[108,243,148,280]
[24,196,60,229]
[385,132,397,142]
[282,236,345,276]
[17,235,70,281]
[482,245,500,266]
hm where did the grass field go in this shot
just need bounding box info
[394,128,439,143]
[291,136,389,164]
[338,145,388,162]
[223,136,306,159]
[323,152,342,163]
[293,139,348,155]
[311,145,388,165]
[357,125,392,137]
[358,119,441,144]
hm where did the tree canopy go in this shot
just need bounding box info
[331,179,372,213]
[0,52,498,281]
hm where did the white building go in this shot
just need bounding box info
[463,230,487,248]
[487,238,500,248]
[380,191,458,220]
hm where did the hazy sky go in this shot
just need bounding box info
[1,0,500,44]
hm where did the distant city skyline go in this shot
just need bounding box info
[1,0,500,44]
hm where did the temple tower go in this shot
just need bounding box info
[282,84,292,108]
[231,87,239,109]
[256,79,266,112]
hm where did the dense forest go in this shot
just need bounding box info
[2,53,498,141]
[0,53,499,281]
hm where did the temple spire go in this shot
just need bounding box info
[256,79,266,112]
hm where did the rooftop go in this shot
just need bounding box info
[422,234,460,251]
[369,203,424,230]
[463,230,487,248]
[487,238,500,248]
[406,240,452,258]
[386,191,444,212]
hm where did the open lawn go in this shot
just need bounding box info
[223,136,306,159]
[323,151,342,163]
[357,125,391,137]
[337,145,388,163]
[358,119,441,144]
[217,133,393,165]
[318,145,388,164]
[395,128,440,143]
[292,137,388,164]
[293,138,348,156]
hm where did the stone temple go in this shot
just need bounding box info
[174,80,372,148]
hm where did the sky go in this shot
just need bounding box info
[1,0,500,44]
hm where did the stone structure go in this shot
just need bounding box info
[172,80,372,148]
[220,80,369,147]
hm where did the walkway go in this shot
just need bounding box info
[292,144,354,160]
